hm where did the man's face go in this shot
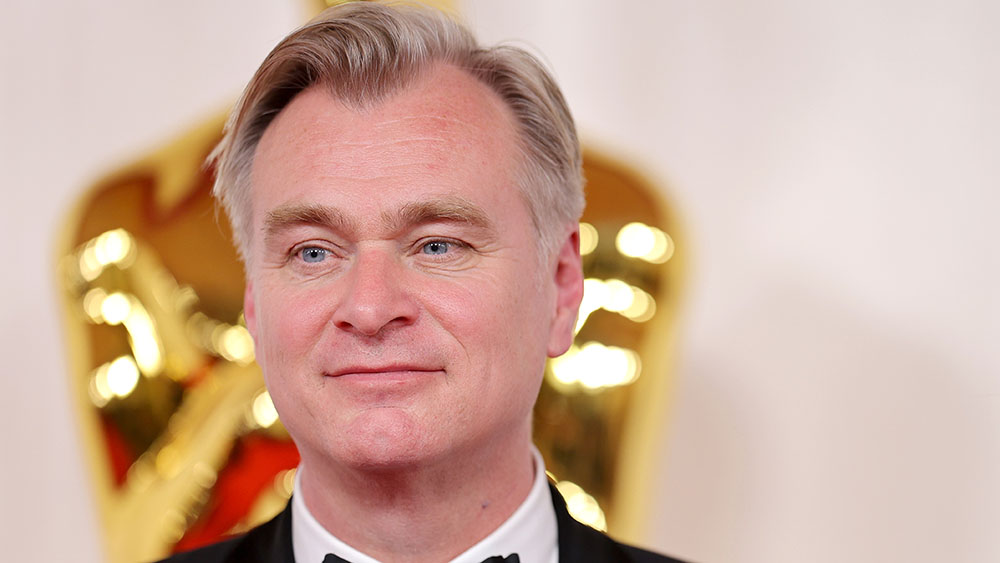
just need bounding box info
[243,65,582,472]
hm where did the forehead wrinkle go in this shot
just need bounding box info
[263,203,358,242]
[374,115,476,129]
[384,196,495,234]
[336,134,448,148]
[366,135,448,146]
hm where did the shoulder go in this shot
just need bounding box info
[563,515,691,563]
[548,484,691,563]
[618,541,691,563]
[154,502,294,563]
[154,534,243,563]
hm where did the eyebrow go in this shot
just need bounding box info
[264,203,357,242]
[262,195,495,243]
[388,196,494,232]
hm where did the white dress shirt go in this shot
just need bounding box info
[291,447,558,563]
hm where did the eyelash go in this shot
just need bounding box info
[285,238,472,270]
[299,247,329,263]
[290,242,339,266]
[414,238,469,258]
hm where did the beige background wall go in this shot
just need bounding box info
[2,1,997,562]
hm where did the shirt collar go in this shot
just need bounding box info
[291,447,558,563]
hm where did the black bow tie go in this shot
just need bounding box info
[323,553,520,563]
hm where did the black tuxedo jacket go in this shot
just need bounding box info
[157,484,687,563]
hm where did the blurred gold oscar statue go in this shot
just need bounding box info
[57,2,682,561]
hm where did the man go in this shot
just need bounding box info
[161,2,685,562]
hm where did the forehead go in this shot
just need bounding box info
[250,64,523,207]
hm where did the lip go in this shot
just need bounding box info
[325,365,443,381]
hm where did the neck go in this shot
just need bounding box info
[299,426,536,562]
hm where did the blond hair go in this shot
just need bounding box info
[211,1,583,262]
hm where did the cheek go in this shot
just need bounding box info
[431,269,550,388]
[424,268,520,336]
[253,283,331,375]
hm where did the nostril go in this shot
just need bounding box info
[334,314,414,338]
[332,295,418,336]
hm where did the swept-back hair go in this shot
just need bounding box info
[211,0,584,263]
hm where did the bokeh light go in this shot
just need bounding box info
[100,292,131,325]
[556,480,607,531]
[218,325,255,365]
[106,356,140,398]
[615,222,674,264]
[251,390,279,428]
[550,341,641,390]
[576,278,657,333]
[579,222,599,255]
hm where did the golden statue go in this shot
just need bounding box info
[57,2,682,561]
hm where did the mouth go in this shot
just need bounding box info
[325,365,443,379]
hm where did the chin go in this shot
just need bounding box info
[330,408,445,472]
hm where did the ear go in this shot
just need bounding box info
[243,278,258,341]
[547,226,584,357]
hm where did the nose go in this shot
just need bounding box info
[331,246,418,336]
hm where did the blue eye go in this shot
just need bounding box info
[300,247,329,263]
[422,241,450,255]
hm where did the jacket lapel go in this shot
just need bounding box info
[550,484,631,562]
[224,500,296,563]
